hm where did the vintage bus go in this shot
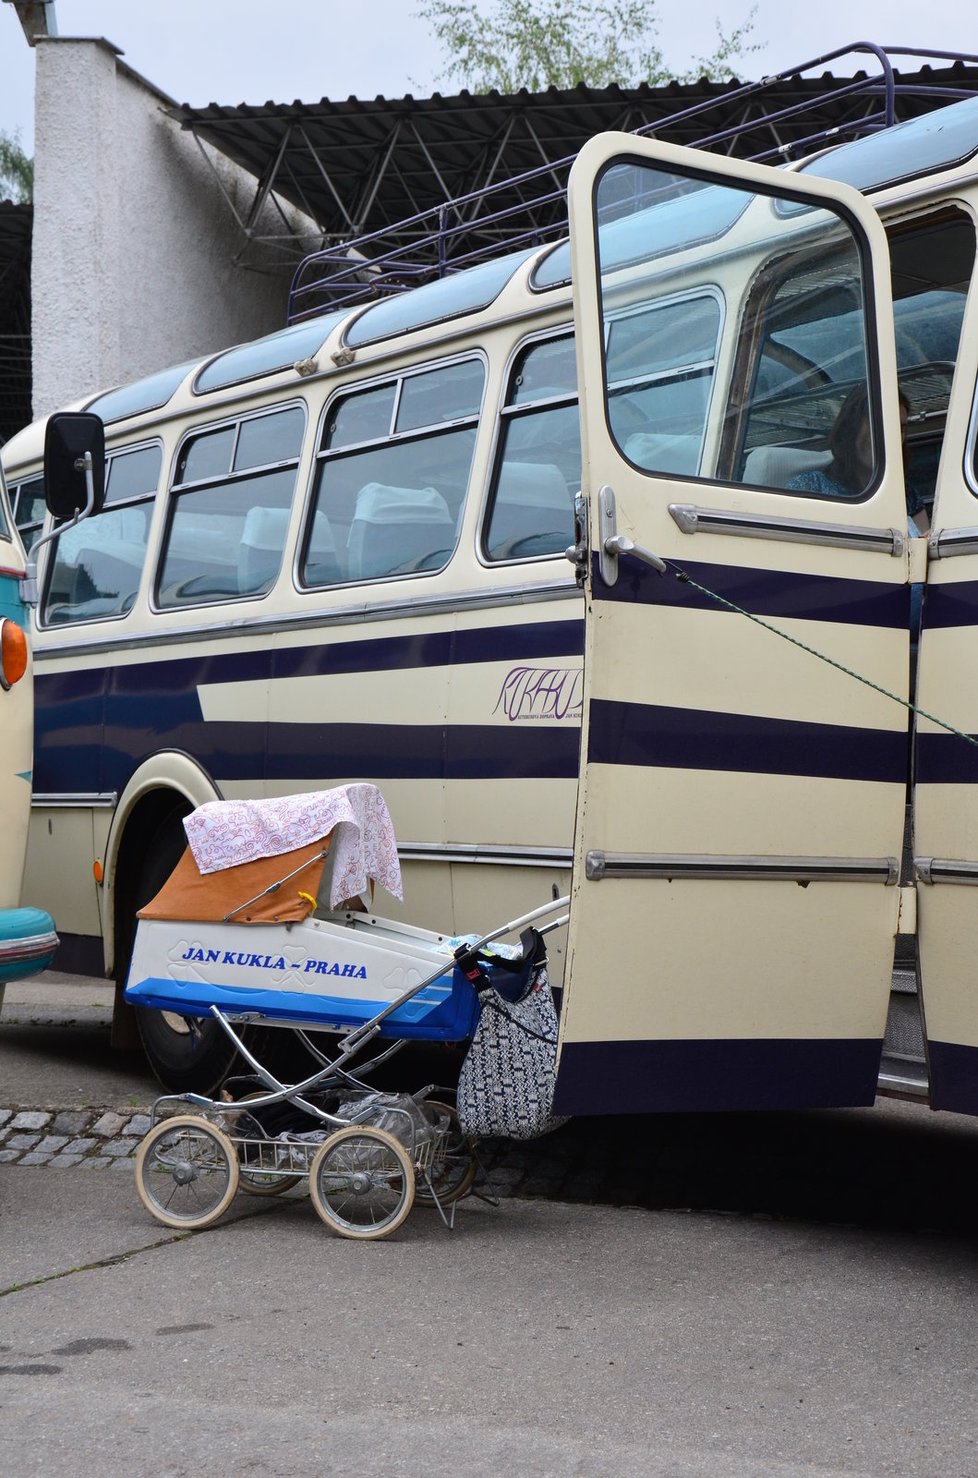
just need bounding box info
[8,62,978,1116]
[0,463,58,994]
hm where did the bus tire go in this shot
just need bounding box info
[128,810,241,1095]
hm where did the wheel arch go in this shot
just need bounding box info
[103,750,221,976]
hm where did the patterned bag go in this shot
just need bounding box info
[456,964,568,1140]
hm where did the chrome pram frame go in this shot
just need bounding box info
[132,894,569,1239]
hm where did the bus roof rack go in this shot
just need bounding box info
[287,43,978,326]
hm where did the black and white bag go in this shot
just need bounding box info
[456,930,568,1140]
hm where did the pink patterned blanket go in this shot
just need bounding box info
[182,784,403,908]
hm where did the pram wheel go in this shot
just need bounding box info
[309,1126,415,1239]
[414,1102,478,1208]
[135,1115,240,1229]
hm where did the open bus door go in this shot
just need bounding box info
[554,134,914,1115]
[913,248,978,1115]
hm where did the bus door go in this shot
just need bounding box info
[554,134,912,1115]
[912,216,978,1114]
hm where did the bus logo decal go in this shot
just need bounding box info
[493,665,583,722]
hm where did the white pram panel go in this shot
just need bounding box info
[126,910,480,1041]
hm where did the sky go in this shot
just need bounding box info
[1,0,978,153]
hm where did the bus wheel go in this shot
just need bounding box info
[136,1005,240,1097]
[128,812,241,1095]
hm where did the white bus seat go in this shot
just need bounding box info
[240,508,336,588]
[347,483,454,579]
[742,445,833,489]
[623,432,701,476]
[239,507,339,591]
[239,506,290,593]
[488,460,573,557]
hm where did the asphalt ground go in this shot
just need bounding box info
[6,1170,978,1478]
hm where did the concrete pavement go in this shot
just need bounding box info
[3,1166,977,1476]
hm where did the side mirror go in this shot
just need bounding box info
[20,412,107,608]
[44,412,106,521]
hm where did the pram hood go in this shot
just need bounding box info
[139,783,403,924]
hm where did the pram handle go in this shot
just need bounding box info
[538,913,569,937]
[452,897,570,982]
[472,895,570,951]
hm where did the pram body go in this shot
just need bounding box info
[126,909,480,1042]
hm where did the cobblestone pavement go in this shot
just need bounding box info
[0,1106,154,1169]
[0,1099,719,1221]
[6,1093,978,1234]
[0,1099,590,1202]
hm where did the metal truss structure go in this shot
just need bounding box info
[165,44,978,320]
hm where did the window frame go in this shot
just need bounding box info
[479,325,581,567]
[297,351,487,592]
[153,399,308,614]
[38,436,164,629]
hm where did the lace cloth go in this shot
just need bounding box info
[182,783,403,907]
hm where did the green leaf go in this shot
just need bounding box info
[414,0,759,93]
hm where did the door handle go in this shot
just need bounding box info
[597,485,666,586]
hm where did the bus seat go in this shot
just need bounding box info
[239,506,289,593]
[487,461,573,558]
[239,506,339,592]
[742,445,832,488]
[347,483,454,579]
[623,432,701,476]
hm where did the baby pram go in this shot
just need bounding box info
[125,784,568,1239]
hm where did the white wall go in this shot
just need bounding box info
[31,37,318,417]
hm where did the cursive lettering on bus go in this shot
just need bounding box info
[493,665,583,723]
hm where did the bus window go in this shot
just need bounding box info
[301,357,484,586]
[157,403,305,607]
[11,475,45,547]
[733,240,877,497]
[738,210,974,509]
[42,442,162,625]
[888,212,973,524]
[484,333,580,561]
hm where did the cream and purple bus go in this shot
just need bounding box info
[8,65,978,1120]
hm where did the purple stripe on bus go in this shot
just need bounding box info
[926,1041,978,1113]
[587,698,910,785]
[592,553,911,629]
[553,1037,883,1115]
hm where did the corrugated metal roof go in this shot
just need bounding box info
[167,53,978,247]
